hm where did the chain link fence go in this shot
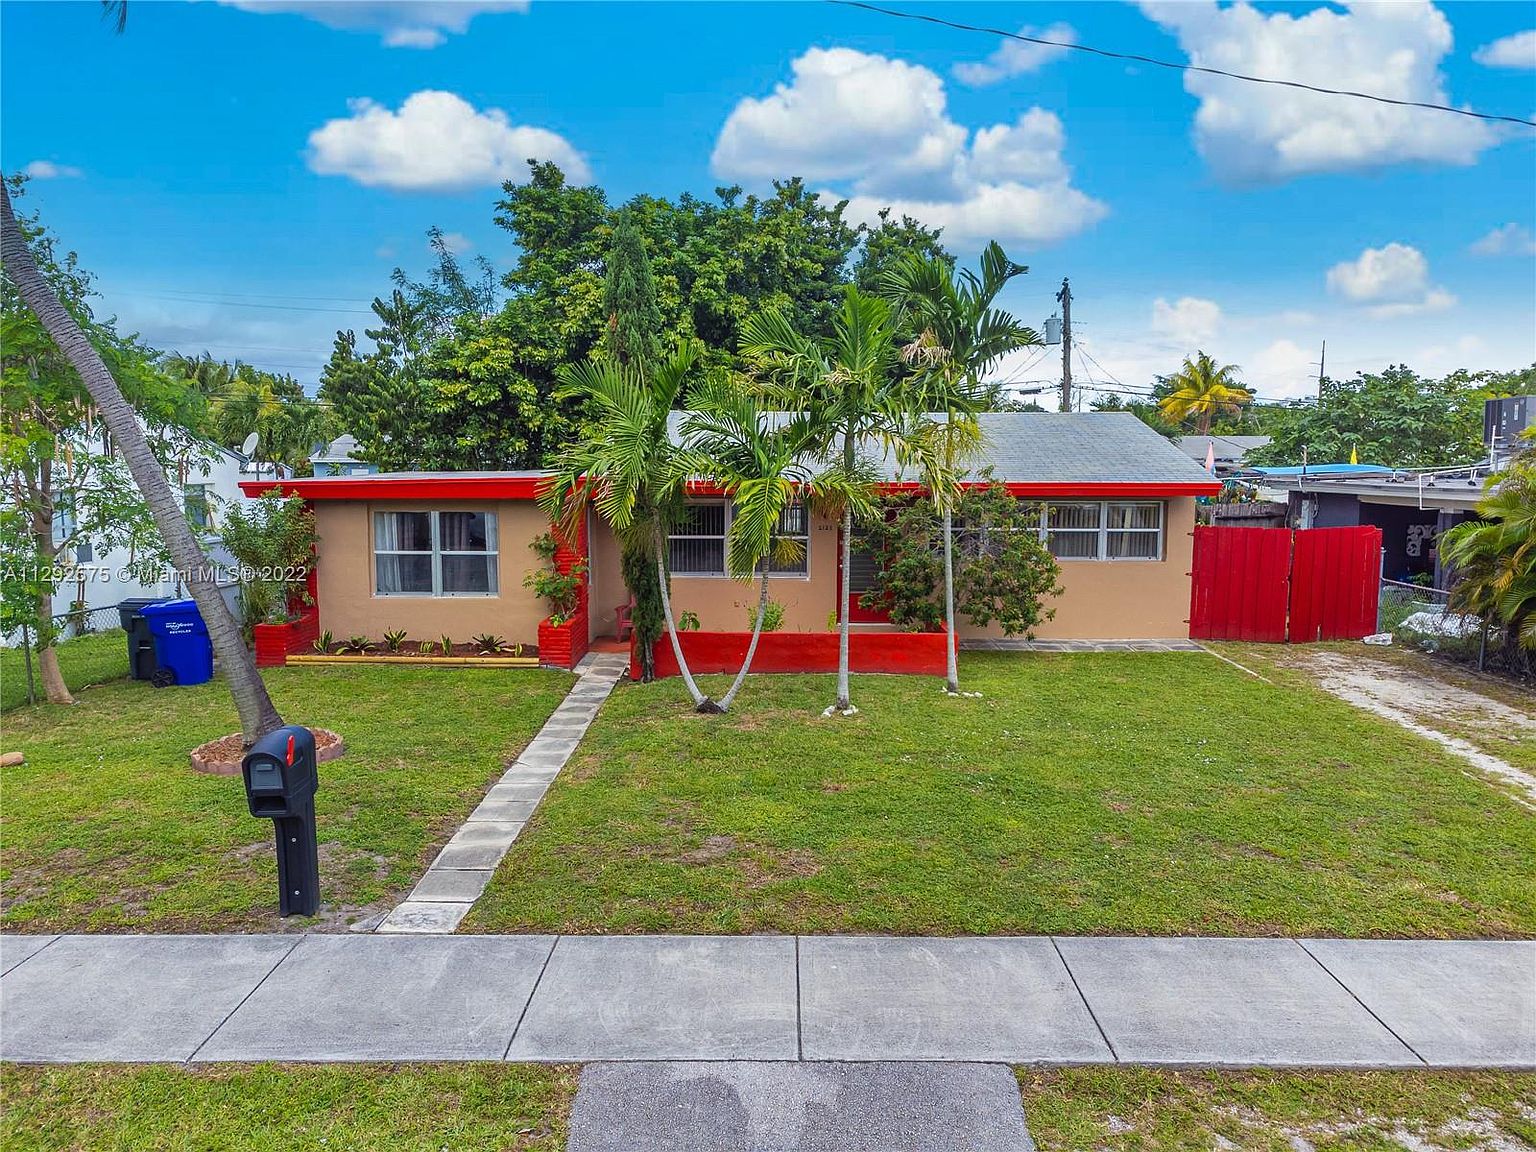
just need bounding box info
[1378,578,1504,671]
[50,603,129,640]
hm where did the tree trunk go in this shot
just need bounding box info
[651,520,713,710]
[37,633,71,704]
[719,569,771,711]
[31,457,74,704]
[942,505,959,694]
[2,183,282,744]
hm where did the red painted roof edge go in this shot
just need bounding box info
[242,475,1220,502]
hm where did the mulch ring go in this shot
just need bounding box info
[190,727,346,776]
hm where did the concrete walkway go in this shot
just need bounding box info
[2,933,1530,1067]
[377,651,631,934]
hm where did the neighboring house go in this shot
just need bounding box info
[1242,398,1533,589]
[51,443,282,624]
[243,412,1220,654]
[1176,434,1271,477]
[310,434,377,477]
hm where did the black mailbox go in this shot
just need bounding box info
[241,726,321,917]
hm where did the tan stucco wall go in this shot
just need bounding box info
[313,499,551,644]
[957,496,1197,641]
[666,509,840,633]
[586,507,626,642]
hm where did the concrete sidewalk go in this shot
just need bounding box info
[2,933,1530,1067]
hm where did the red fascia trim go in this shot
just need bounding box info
[876,481,1222,498]
[238,475,548,501]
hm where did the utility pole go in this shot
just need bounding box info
[1317,339,1326,396]
[1056,277,1072,413]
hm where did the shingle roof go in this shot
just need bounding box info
[669,410,1217,486]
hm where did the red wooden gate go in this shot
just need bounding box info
[1189,525,1381,643]
[1289,526,1383,642]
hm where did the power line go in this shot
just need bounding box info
[125,292,376,315]
[831,1,1536,130]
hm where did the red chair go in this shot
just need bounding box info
[615,596,635,641]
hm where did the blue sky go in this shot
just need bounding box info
[2,0,1533,402]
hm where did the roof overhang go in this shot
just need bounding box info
[239,475,547,501]
[244,474,1221,503]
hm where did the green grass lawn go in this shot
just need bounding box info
[1019,1068,1536,1151]
[0,1064,576,1152]
[0,665,571,932]
[466,652,1536,937]
[2,630,129,712]
[1222,640,1536,776]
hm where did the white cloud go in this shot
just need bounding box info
[1151,296,1223,346]
[1138,0,1497,182]
[219,1,528,48]
[438,232,473,254]
[1249,339,1317,397]
[712,47,1106,249]
[22,160,82,180]
[1471,223,1536,257]
[954,23,1075,86]
[1325,242,1456,316]
[1473,29,1536,69]
[307,90,589,191]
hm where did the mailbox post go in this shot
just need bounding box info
[241,725,321,917]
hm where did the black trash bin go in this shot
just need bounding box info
[117,597,167,681]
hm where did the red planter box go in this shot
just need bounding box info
[633,627,955,681]
[253,609,320,668]
[538,612,589,670]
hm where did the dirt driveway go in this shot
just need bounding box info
[1217,643,1536,810]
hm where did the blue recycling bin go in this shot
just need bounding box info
[138,599,213,686]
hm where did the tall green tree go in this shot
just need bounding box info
[742,288,926,716]
[1248,364,1523,468]
[879,241,1041,692]
[540,339,711,708]
[1158,351,1252,436]
[601,209,663,368]
[600,208,665,678]
[1,179,283,739]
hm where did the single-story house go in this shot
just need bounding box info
[1252,464,1488,589]
[309,433,376,477]
[243,412,1220,667]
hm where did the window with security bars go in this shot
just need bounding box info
[1046,502,1103,559]
[374,510,498,596]
[1043,501,1163,561]
[668,500,811,576]
[763,502,809,574]
[668,502,727,575]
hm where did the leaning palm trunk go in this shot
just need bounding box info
[2,184,282,743]
[650,521,714,710]
[718,569,772,711]
[942,505,959,693]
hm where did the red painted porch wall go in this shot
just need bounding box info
[632,628,955,681]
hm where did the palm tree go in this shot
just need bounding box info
[678,379,867,711]
[1441,435,1536,672]
[741,287,924,716]
[1158,351,1252,435]
[879,241,1041,693]
[2,184,283,741]
[540,338,713,709]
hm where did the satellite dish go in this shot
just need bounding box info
[240,432,259,457]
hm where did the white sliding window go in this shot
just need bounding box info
[374,510,498,596]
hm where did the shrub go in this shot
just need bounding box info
[745,599,785,633]
[382,629,408,653]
